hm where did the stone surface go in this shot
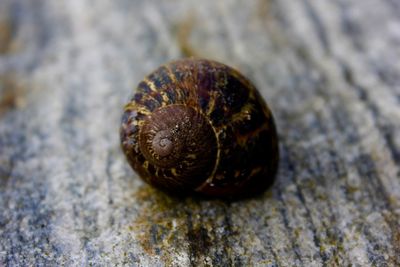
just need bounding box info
[1,0,400,266]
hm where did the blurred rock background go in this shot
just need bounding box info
[0,0,399,266]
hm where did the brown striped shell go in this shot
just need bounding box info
[120,58,279,198]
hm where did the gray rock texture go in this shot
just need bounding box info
[1,0,400,266]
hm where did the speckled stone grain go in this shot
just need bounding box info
[0,0,399,266]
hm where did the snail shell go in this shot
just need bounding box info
[120,58,279,198]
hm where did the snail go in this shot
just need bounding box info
[120,58,279,198]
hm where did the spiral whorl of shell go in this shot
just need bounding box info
[138,104,217,190]
[120,58,279,197]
